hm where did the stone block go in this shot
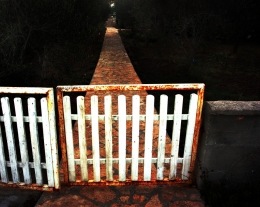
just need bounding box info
[196,101,260,189]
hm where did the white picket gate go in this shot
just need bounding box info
[0,84,204,190]
[0,87,59,191]
[57,84,204,185]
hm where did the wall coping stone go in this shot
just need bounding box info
[205,101,260,115]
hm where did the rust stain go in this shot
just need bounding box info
[61,179,190,187]
[57,83,205,92]
[0,87,51,94]
[57,83,205,186]
[189,85,205,182]
[0,181,55,192]
[56,87,69,184]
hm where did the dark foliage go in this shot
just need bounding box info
[0,0,110,77]
[115,0,260,59]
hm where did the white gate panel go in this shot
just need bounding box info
[0,87,59,191]
[57,84,205,185]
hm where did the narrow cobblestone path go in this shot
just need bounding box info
[36,19,205,207]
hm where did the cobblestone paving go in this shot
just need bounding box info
[36,18,205,207]
[37,184,204,207]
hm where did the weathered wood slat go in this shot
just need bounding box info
[118,95,126,181]
[46,89,59,189]
[182,94,198,180]
[157,95,168,180]
[144,95,154,181]
[0,123,8,183]
[41,98,54,187]
[63,96,76,182]
[131,95,140,181]
[14,98,31,184]
[77,96,88,181]
[169,95,183,180]
[6,161,48,169]
[28,98,43,185]
[91,95,100,182]
[1,97,20,183]
[105,95,113,181]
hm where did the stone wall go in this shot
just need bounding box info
[195,101,260,189]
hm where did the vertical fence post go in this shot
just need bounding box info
[144,95,154,181]
[47,89,59,189]
[1,97,20,183]
[131,95,140,181]
[91,95,100,182]
[41,98,54,187]
[28,98,43,186]
[157,95,168,180]
[63,96,76,182]
[0,122,8,183]
[169,94,183,180]
[105,95,113,181]
[77,96,88,181]
[182,94,198,180]
[118,95,126,181]
[14,98,31,184]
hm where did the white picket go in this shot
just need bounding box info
[14,98,31,184]
[0,124,8,183]
[77,96,88,181]
[156,95,168,180]
[46,89,59,189]
[131,95,140,181]
[28,98,43,185]
[144,95,154,181]
[118,95,126,181]
[1,97,20,183]
[63,96,76,182]
[41,98,54,186]
[91,95,100,182]
[105,95,113,181]
[182,94,198,180]
[169,95,183,180]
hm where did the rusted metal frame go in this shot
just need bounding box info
[57,83,204,92]
[0,182,55,191]
[0,87,59,191]
[0,87,51,94]
[57,83,205,185]
[62,179,190,186]
[189,84,205,182]
[56,87,69,184]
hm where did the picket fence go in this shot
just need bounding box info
[0,84,204,190]
[57,84,204,185]
[0,87,59,191]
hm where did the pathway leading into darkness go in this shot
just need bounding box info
[36,18,205,207]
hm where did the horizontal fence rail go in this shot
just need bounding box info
[57,84,205,185]
[0,87,59,191]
